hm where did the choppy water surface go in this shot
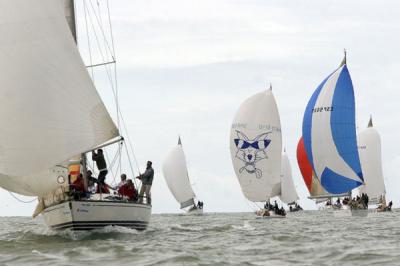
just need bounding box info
[1,211,400,265]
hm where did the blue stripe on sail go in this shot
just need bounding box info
[302,73,333,177]
[330,65,364,185]
[321,167,363,194]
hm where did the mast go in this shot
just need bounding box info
[64,0,77,43]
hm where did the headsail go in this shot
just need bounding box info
[162,138,196,209]
[280,151,299,204]
[358,117,386,202]
[0,0,118,196]
[302,57,363,194]
[230,88,282,202]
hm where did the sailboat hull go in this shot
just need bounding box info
[42,200,151,231]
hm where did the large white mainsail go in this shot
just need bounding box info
[358,117,386,202]
[162,138,197,209]
[230,87,282,202]
[279,151,299,205]
[0,0,118,196]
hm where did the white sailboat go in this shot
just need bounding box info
[230,86,285,218]
[279,151,301,211]
[162,137,203,214]
[0,0,151,230]
[358,117,389,210]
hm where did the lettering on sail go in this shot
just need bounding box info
[312,106,334,113]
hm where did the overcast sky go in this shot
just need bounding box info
[1,0,400,216]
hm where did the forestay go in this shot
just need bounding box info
[302,60,363,194]
[230,89,282,202]
[162,141,196,209]
[0,0,118,196]
[358,118,386,202]
[279,152,299,204]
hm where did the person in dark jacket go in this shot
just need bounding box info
[92,149,108,184]
[137,161,154,204]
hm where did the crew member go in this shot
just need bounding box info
[137,161,154,204]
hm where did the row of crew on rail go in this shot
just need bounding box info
[69,149,154,204]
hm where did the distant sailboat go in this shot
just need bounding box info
[358,117,388,208]
[230,86,285,218]
[162,137,203,214]
[279,151,300,206]
[0,0,151,230]
[301,52,366,214]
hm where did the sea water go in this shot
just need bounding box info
[0,210,399,265]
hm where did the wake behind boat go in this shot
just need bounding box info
[0,0,151,230]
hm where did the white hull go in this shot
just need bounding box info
[42,200,151,231]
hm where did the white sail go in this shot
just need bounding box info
[0,0,118,196]
[280,152,299,204]
[63,0,77,42]
[358,118,386,202]
[230,88,282,202]
[162,141,196,209]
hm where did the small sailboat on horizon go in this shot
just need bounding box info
[162,137,204,215]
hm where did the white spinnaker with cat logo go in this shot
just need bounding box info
[230,89,282,202]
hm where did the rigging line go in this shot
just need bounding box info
[123,141,139,188]
[83,1,95,80]
[8,192,36,204]
[92,0,120,131]
[85,1,115,88]
[86,8,118,120]
[88,0,115,60]
[106,0,120,131]
[118,111,141,173]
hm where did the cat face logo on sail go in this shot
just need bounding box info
[233,131,271,179]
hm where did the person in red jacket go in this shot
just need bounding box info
[118,179,137,201]
[70,174,86,199]
[71,174,85,192]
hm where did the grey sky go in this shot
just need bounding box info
[1,0,399,215]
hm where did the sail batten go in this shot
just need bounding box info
[0,0,118,196]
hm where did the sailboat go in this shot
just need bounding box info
[358,117,390,211]
[301,52,366,215]
[162,137,203,215]
[230,86,285,218]
[0,0,151,230]
[280,151,301,212]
